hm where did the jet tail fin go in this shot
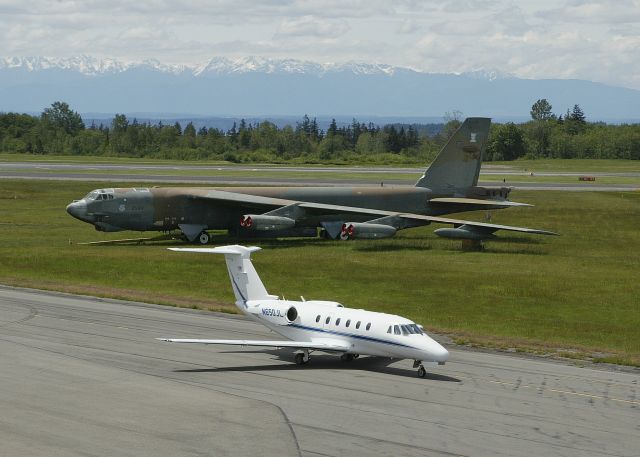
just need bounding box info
[168,245,276,310]
[415,117,491,192]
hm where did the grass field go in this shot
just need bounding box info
[0,179,638,365]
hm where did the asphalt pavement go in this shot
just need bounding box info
[1,286,637,457]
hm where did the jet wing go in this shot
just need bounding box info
[157,338,351,351]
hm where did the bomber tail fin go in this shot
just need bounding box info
[168,245,276,311]
[415,117,491,192]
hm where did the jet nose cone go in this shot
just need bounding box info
[424,338,449,363]
[432,344,449,363]
[66,200,88,221]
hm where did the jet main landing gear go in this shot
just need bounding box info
[340,353,355,362]
[294,349,310,365]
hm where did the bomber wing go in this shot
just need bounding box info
[189,189,557,237]
[157,338,351,351]
[429,197,532,207]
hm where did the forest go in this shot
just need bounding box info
[1,100,639,163]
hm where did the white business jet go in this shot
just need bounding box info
[159,245,448,377]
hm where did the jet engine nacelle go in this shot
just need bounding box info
[240,215,296,231]
[254,302,298,325]
[434,226,496,240]
[340,222,397,240]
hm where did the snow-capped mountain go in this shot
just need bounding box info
[0,55,638,121]
[0,56,416,78]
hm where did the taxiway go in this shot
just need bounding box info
[0,286,637,456]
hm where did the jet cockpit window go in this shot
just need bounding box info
[393,325,401,335]
[387,325,392,334]
[410,324,423,335]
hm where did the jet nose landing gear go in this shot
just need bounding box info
[414,360,427,378]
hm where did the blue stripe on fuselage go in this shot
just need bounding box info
[289,323,420,350]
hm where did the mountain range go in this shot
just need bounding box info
[1,56,638,122]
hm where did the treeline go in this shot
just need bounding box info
[0,102,441,164]
[485,100,640,160]
[1,100,639,162]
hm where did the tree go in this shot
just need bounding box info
[442,110,463,140]
[530,99,554,156]
[530,99,553,121]
[486,123,526,161]
[41,101,85,135]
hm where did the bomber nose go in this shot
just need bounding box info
[66,200,88,221]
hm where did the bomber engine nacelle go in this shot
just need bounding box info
[240,215,296,231]
[254,302,298,326]
[94,222,125,232]
[340,222,397,240]
[434,225,496,240]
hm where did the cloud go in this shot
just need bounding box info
[275,16,350,38]
[0,0,638,89]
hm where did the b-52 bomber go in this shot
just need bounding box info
[66,118,557,245]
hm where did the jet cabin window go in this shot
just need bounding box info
[316,315,321,323]
[366,323,371,331]
[345,320,351,327]
[335,318,341,326]
[325,317,331,324]
[356,321,361,329]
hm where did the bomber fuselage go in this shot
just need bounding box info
[66,185,511,233]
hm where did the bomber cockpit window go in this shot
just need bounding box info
[84,191,99,200]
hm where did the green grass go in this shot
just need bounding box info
[0,179,639,365]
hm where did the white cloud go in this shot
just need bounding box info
[276,16,350,38]
[0,0,638,89]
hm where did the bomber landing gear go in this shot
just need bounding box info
[197,231,210,245]
[294,349,309,366]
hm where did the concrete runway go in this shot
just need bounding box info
[1,285,638,457]
[2,161,639,190]
[1,171,638,191]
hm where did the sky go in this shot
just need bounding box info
[1,0,639,89]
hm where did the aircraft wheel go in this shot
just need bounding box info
[197,231,210,245]
[340,353,354,362]
[353,354,359,359]
[294,353,307,365]
[417,365,426,378]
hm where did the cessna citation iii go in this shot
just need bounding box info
[158,245,449,378]
[67,117,557,245]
